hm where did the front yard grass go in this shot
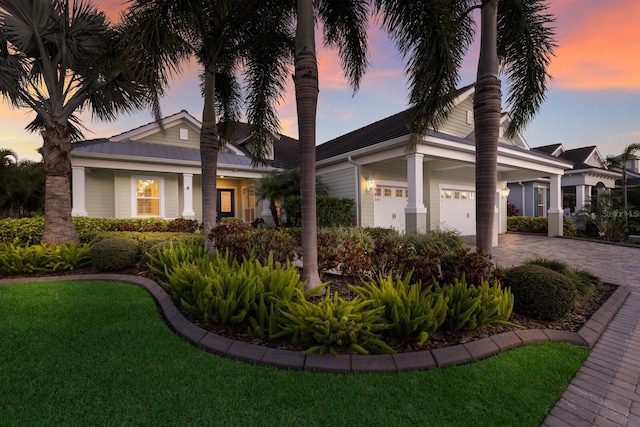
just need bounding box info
[0,280,588,426]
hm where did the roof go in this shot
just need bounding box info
[532,144,564,156]
[558,146,599,168]
[317,85,479,161]
[71,138,256,167]
[72,112,298,170]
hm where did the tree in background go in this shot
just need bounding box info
[375,0,555,253]
[606,142,640,233]
[122,0,294,252]
[0,149,45,218]
[0,0,152,244]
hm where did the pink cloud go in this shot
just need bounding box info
[548,1,640,90]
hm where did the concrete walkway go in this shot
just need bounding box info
[490,234,640,426]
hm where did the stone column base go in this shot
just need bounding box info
[405,207,428,234]
[548,210,564,237]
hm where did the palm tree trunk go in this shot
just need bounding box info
[201,69,220,253]
[41,124,79,245]
[295,0,322,291]
[474,0,501,253]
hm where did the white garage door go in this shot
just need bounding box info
[374,185,408,232]
[439,187,475,235]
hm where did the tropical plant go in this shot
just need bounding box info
[375,0,556,252]
[606,142,640,233]
[0,0,152,244]
[122,0,294,252]
[293,0,370,290]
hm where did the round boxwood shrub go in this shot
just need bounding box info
[503,264,577,321]
[90,238,141,272]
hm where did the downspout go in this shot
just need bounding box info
[347,156,361,226]
[518,181,525,216]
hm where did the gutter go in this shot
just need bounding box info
[347,156,361,226]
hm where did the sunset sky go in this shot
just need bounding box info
[1,0,639,163]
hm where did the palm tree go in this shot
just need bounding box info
[606,142,640,232]
[375,0,555,252]
[294,0,369,290]
[122,0,294,251]
[0,0,151,244]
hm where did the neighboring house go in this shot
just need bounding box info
[70,110,298,224]
[315,85,572,245]
[507,144,619,217]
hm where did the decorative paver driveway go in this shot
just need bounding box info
[490,234,640,288]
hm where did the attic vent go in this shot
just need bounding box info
[466,110,473,124]
[179,128,188,141]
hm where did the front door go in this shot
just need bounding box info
[217,189,235,220]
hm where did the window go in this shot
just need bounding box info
[536,187,546,217]
[133,177,163,217]
[179,128,188,140]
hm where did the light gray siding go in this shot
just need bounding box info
[136,123,200,148]
[85,169,115,217]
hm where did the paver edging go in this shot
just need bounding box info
[0,274,628,373]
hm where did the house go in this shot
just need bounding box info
[70,110,298,224]
[315,85,572,245]
[70,86,573,245]
[506,144,619,217]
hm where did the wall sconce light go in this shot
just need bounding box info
[366,174,375,191]
[501,187,511,198]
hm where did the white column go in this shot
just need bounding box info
[548,174,563,236]
[405,153,427,233]
[182,173,195,218]
[585,185,592,206]
[71,166,88,216]
[575,185,585,212]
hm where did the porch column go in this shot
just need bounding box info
[548,174,563,237]
[71,166,88,216]
[405,153,427,233]
[182,173,196,218]
[575,185,586,212]
[261,199,274,226]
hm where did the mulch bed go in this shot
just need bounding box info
[18,266,616,354]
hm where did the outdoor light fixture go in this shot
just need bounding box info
[501,187,511,198]
[366,174,375,191]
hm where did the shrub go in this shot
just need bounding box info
[209,220,296,264]
[274,291,394,356]
[362,227,400,240]
[507,216,577,237]
[503,264,577,321]
[147,239,209,279]
[283,195,356,228]
[351,273,448,345]
[436,278,515,331]
[523,257,602,297]
[0,217,44,245]
[89,238,140,272]
[437,248,503,286]
[115,222,139,232]
[369,236,415,279]
[167,218,200,233]
[0,243,91,276]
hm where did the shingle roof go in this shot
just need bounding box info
[72,116,299,170]
[558,146,598,168]
[532,144,563,156]
[72,138,257,167]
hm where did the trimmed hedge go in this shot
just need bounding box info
[507,216,577,237]
[503,264,577,321]
[0,217,201,246]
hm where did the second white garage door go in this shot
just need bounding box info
[439,186,476,235]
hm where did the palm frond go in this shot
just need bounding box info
[498,0,556,137]
[375,0,476,142]
[318,0,370,93]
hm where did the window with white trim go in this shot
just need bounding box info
[132,177,164,217]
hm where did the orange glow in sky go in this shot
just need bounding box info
[0,0,638,162]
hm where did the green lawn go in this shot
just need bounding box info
[0,280,588,426]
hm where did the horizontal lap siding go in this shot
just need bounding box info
[85,169,115,218]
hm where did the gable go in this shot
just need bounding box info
[135,122,201,148]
